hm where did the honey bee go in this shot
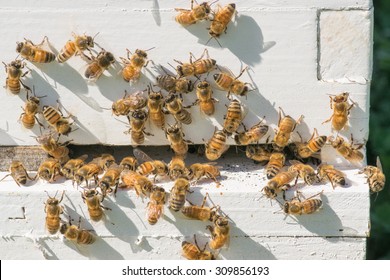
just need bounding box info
[273,107,304,151]
[98,164,122,196]
[134,148,169,181]
[0,160,34,187]
[42,104,73,136]
[317,164,346,189]
[147,86,165,129]
[187,163,221,187]
[262,170,298,199]
[81,188,111,222]
[208,3,236,46]
[111,91,147,116]
[164,93,192,125]
[223,99,243,135]
[61,155,88,180]
[44,190,64,234]
[359,156,386,193]
[181,193,219,221]
[93,154,116,171]
[35,132,71,164]
[322,92,355,131]
[120,48,153,82]
[245,144,272,163]
[168,155,189,180]
[35,158,62,183]
[206,214,230,250]
[57,32,96,63]
[60,216,96,245]
[283,191,323,215]
[119,156,138,171]
[74,161,102,187]
[82,50,115,81]
[193,80,217,116]
[165,123,190,157]
[328,135,364,164]
[265,152,286,179]
[3,59,30,94]
[127,109,151,145]
[292,128,327,160]
[175,0,212,25]
[147,186,166,225]
[169,177,191,211]
[213,67,251,99]
[120,170,153,198]
[288,160,318,186]
[175,49,216,77]
[156,74,194,94]
[182,234,215,260]
[19,90,45,130]
[16,37,55,63]
[234,121,269,145]
[205,127,229,161]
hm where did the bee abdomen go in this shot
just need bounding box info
[266,165,281,179]
[6,79,21,94]
[77,230,96,244]
[131,131,145,145]
[308,136,327,152]
[88,208,103,222]
[303,199,322,214]
[57,41,76,63]
[169,197,185,212]
[34,50,55,63]
[46,217,60,234]
[370,180,385,192]
[176,110,192,125]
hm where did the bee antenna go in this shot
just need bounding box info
[144,47,156,52]
[100,106,111,111]
[92,32,100,40]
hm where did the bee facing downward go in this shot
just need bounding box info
[3,59,30,94]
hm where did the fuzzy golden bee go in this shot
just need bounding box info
[61,155,88,180]
[164,93,192,125]
[214,67,251,99]
[120,48,153,82]
[175,0,212,25]
[322,92,355,131]
[112,91,147,117]
[42,104,73,136]
[19,91,45,130]
[34,132,71,164]
[329,135,364,164]
[181,193,219,221]
[147,186,166,225]
[208,3,236,45]
[99,164,122,196]
[317,164,346,189]
[16,37,55,63]
[273,107,303,151]
[187,162,221,187]
[156,74,194,94]
[74,161,102,187]
[245,144,272,163]
[168,155,189,180]
[234,121,269,145]
[165,123,190,158]
[262,170,298,199]
[359,156,386,193]
[134,148,168,181]
[182,235,215,260]
[147,86,165,129]
[81,188,110,222]
[120,170,153,198]
[207,214,230,250]
[292,128,327,160]
[82,50,115,81]
[3,59,30,94]
[283,191,323,215]
[127,109,151,145]
[193,80,217,116]
[223,99,243,135]
[57,32,96,63]
[0,160,34,187]
[169,177,191,212]
[119,156,138,171]
[44,190,64,235]
[288,160,318,186]
[35,158,62,183]
[60,216,96,245]
[175,49,216,77]
[93,154,116,171]
[205,127,229,161]
[265,152,286,179]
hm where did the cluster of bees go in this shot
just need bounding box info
[0,1,386,260]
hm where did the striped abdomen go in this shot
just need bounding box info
[77,230,96,244]
[307,136,327,153]
[57,41,77,63]
[31,49,55,63]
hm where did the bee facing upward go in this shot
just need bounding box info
[127,109,151,145]
[174,49,216,78]
[57,32,96,63]
[175,0,212,25]
[359,156,386,193]
[3,59,30,94]
[207,3,236,46]
[19,90,45,130]
[147,186,166,225]
[35,132,71,164]
[223,99,243,136]
[193,80,217,116]
[81,188,111,222]
[273,107,304,151]
[16,36,55,63]
[214,67,251,99]
[82,49,115,82]
[282,191,323,215]
[120,48,153,82]
[207,214,230,250]
[42,104,74,136]
[0,160,34,187]
[322,92,355,131]
[44,190,64,235]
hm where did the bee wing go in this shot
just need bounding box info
[77,154,89,161]
[376,156,383,172]
[133,148,154,163]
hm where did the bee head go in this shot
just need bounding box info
[283,202,290,213]
[135,49,147,58]
[176,65,184,77]
[197,81,210,90]
[16,42,24,53]
[86,36,94,48]
[60,224,69,234]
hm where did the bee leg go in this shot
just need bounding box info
[234,66,249,80]
[20,79,31,92]
[321,115,333,125]
[0,173,12,183]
